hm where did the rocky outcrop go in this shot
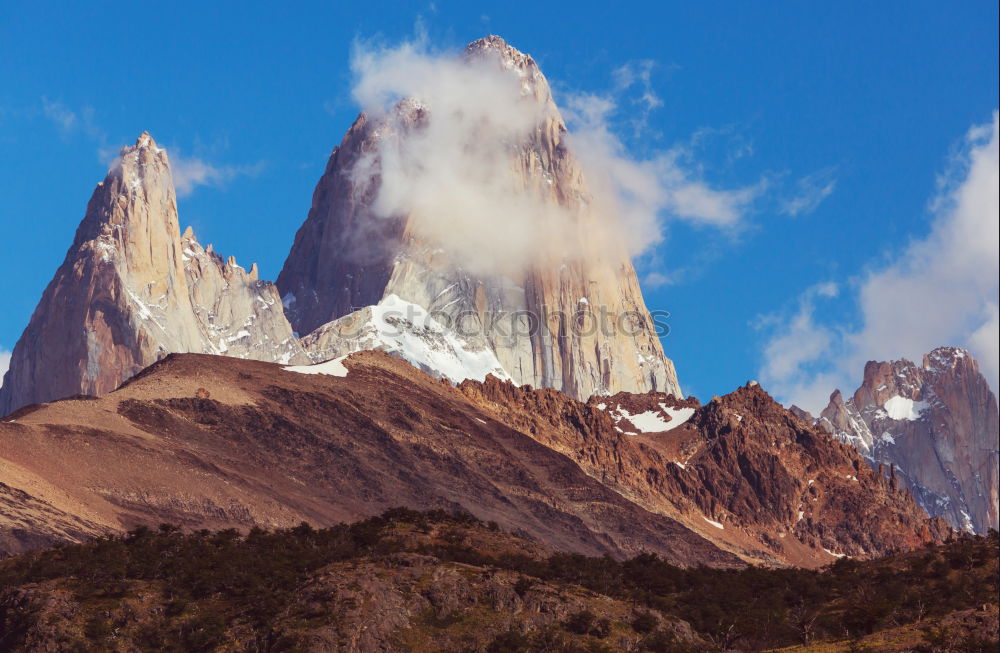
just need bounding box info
[0,133,306,415]
[277,36,681,401]
[180,228,305,364]
[819,347,1000,533]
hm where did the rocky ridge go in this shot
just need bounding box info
[0,350,945,567]
[0,351,736,566]
[460,376,948,566]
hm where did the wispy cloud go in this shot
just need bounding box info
[780,167,837,217]
[42,98,77,131]
[39,98,264,198]
[612,60,665,135]
[346,35,765,278]
[168,149,266,197]
[756,282,843,412]
[562,91,765,237]
[758,111,999,412]
[643,271,678,288]
[41,98,105,142]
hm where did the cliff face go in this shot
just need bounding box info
[0,133,306,415]
[277,36,681,401]
[819,347,1000,534]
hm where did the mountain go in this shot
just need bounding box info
[0,350,945,566]
[818,346,1000,534]
[2,37,680,414]
[277,36,682,401]
[0,133,307,415]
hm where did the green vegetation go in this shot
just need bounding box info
[0,508,996,652]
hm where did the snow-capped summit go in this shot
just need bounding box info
[818,347,999,533]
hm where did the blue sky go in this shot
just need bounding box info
[1,1,997,408]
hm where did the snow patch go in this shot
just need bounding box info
[285,355,350,378]
[627,410,673,433]
[661,405,695,431]
[702,517,724,530]
[883,396,929,421]
[315,295,510,384]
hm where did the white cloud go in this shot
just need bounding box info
[40,97,260,199]
[612,60,663,134]
[346,36,759,277]
[759,112,1000,412]
[562,91,763,239]
[42,98,77,131]
[780,167,837,217]
[168,150,266,198]
[41,98,105,142]
[0,349,11,390]
[643,271,678,288]
[757,282,843,411]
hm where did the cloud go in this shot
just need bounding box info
[42,98,78,131]
[346,35,758,277]
[0,349,10,390]
[168,150,266,198]
[612,60,664,135]
[757,282,843,411]
[780,167,837,217]
[39,98,260,199]
[759,111,999,412]
[41,98,105,142]
[564,93,762,234]
[643,271,678,288]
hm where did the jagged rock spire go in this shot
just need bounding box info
[0,132,306,414]
[818,346,999,533]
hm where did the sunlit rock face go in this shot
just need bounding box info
[0,133,305,414]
